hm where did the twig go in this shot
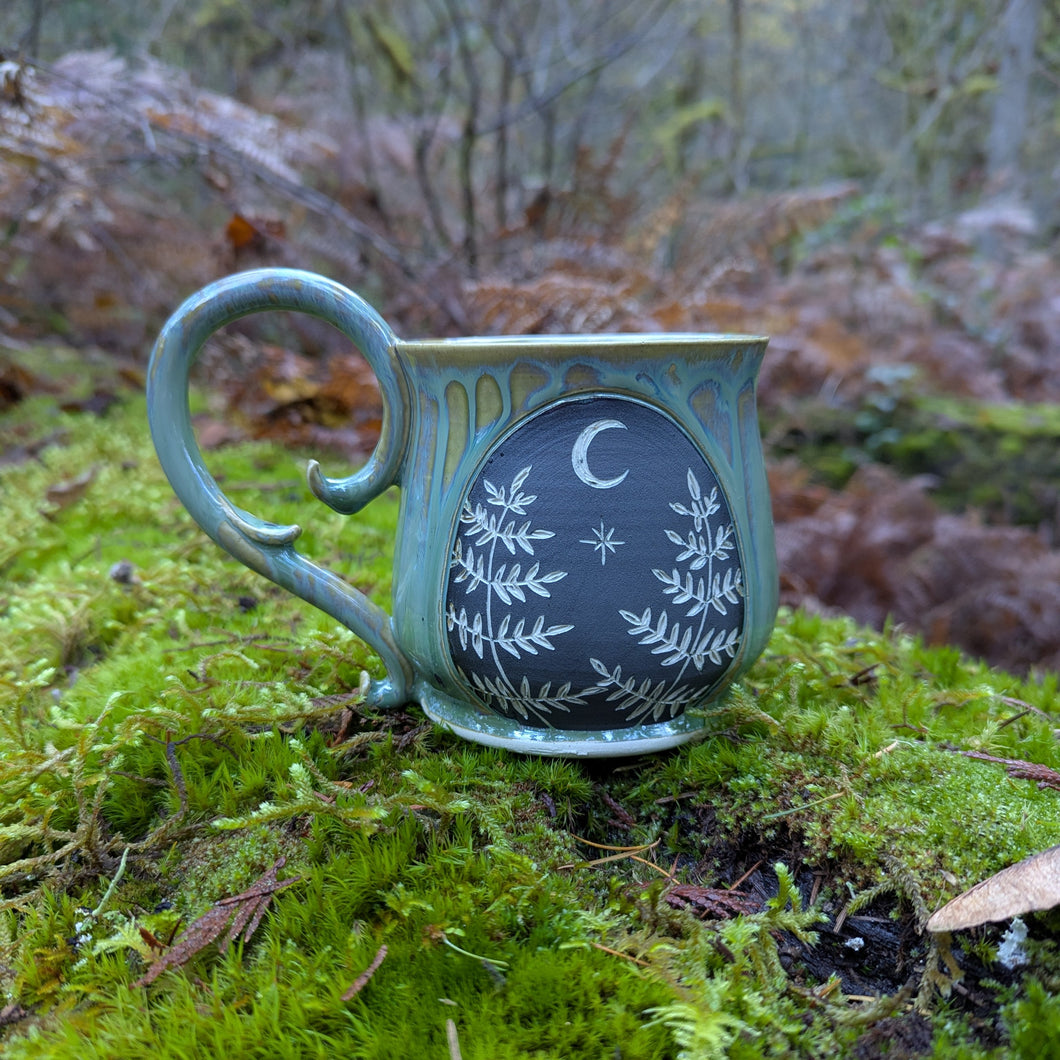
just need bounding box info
[145,731,233,818]
[628,855,677,880]
[760,792,844,821]
[112,772,167,787]
[559,838,661,871]
[809,873,823,907]
[997,709,1032,730]
[341,945,387,1001]
[590,942,651,967]
[446,1019,462,1060]
[168,632,299,653]
[729,859,764,891]
[998,695,1053,717]
[570,835,658,853]
[997,696,1054,729]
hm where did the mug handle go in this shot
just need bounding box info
[146,268,414,708]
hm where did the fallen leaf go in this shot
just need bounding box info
[193,415,247,450]
[43,466,99,512]
[138,926,167,954]
[225,213,262,252]
[0,362,49,410]
[927,845,1060,933]
[59,388,120,416]
[225,212,286,253]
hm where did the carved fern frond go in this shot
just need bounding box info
[463,511,554,556]
[619,607,698,668]
[584,659,693,722]
[489,562,566,605]
[466,671,582,722]
[653,566,744,619]
[450,540,487,593]
[484,466,536,514]
[664,530,710,570]
[692,626,741,669]
[669,474,720,532]
[494,614,575,657]
[447,607,572,662]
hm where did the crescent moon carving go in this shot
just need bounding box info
[572,419,629,489]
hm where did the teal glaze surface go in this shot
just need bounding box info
[147,268,776,756]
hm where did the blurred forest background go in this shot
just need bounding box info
[2,0,1059,675]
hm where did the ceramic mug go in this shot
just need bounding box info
[147,269,777,756]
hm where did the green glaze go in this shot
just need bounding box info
[147,268,776,755]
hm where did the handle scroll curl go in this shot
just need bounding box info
[146,269,414,707]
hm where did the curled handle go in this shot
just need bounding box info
[146,268,414,707]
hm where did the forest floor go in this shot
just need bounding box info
[1,53,1059,1058]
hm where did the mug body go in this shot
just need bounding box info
[389,335,776,755]
[147,269,775,758]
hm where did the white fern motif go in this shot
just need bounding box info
[446,465,574,722]
[619,607,741,670]
[653,566,743,618]
[584,658,696,723]
[589,467,745,723]
[451,543,565,603]
[449,608,574,660]
[468,672,586,722]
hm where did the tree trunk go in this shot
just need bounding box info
[26,0,45,56]
[986,0,1042,197]
[728,0,748,193]
[495,50,513,231]
[444,0,481,274]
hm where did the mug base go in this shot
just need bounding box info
[413,682,710,757]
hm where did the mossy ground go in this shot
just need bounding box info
[767,384,1060,535]
[2,354,1059,1058]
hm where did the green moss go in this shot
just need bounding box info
[1003,979,1060,1058]
[696,613,1060,891]
[1,389,1058,1056]
[767,390,1060,531]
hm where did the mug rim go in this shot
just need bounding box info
[399,332,769,351]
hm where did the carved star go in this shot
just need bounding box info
[580,521,625,566]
